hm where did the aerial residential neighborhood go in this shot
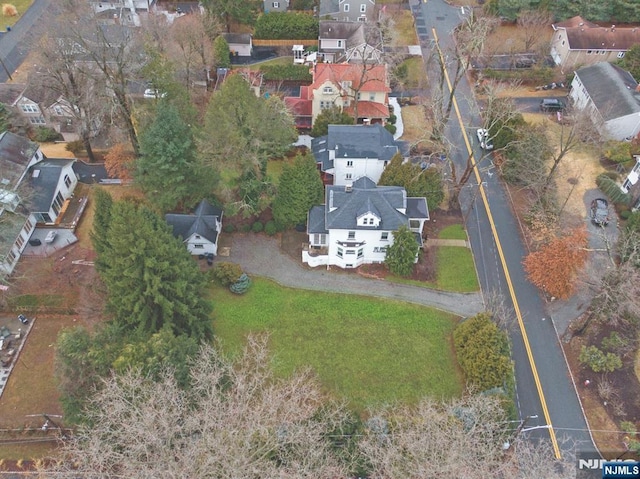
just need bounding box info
[0,0,639,475]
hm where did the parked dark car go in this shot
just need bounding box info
[590,198,609,226]
[539,98,565,112]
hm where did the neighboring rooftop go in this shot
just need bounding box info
[575,62,640,120]
[165,199,223,245]
[0,131,40,190]
[28,159,75,213]
[554,15,640,50]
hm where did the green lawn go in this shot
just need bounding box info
[212,278,463,409]
[438,224,468,240]
[435,246,479,292]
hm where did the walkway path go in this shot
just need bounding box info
[226,234,484,318]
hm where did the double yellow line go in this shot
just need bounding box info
[431,28,561,459]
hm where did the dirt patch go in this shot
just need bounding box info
[484,23,553,56]
[399,102,430,143]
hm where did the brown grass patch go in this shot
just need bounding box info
[484,23,553,55]
[390,9,417,46]
[399,103,428,143]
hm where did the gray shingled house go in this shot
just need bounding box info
[165,199,223,256]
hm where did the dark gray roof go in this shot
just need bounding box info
[28,159,75,213]
[165,199,223,245]
[307,205,327,234]
[311,124,402,172]
[0,131,40,190]
[320,20,364,43]
[324,176,410,230]
[406,197,429,220]
[575,62,640,121]
[0,83,26,106]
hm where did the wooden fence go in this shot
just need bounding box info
[253,39,318,47]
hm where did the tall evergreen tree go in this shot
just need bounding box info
[90,188,114,270]
[272,154,324,228]
[136,102,213,212]
[98,200,213,340]
[213,35,231,68]
[378,153,444,211]
[201,0,261,32]
[385,225,420,277]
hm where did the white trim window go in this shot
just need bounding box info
[618,51,625,58]
[323,86,334,94]
[344,3,349,12]
[21,104,39,113]
[273,1,279,7]
[360,3,366,12]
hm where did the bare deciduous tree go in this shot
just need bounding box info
[54,0,146,155]
[517,10,554,53]
[42,335,354,478]
[359,395,576,478]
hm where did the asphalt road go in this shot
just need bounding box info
[0,0,56,82]
[412,0,596,458]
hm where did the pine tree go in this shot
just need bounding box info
[272,153,324,228]
[229,273,251,294]
[213,35,231,68]
[310,106,354,138]
[385,225,420,277]
[136,102,212,211]
[98,200,213,340]
[90,188,113,272]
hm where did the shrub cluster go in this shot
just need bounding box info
[210,262,243,286]
[453,313,511,391]
[254,12,319,40]
[32,126,63,142]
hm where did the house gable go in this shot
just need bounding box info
[165,200,223,255]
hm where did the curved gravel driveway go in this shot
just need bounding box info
[227,234,484,318]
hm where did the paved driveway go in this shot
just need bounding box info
[225,234,484,318]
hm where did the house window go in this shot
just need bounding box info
[633,161,640,174]
[381,232,388,241]
[337,40,343,48]
[6,250,16,264]
[409,220,420,229]
[358,16,366,22]
[561,40,565,46]
[343,100,350,106]
[369,93,375,101]
[345,173,352,180]
[52,191,64,215]
[587,50,592,54]
[313,233,326,244]
[346,249,355,255]
[193,244,204,249]
[348,231,355,239]
[24,218,33,232]
[357,248,363,258]
[64,174,71,188]
[622,179,632,192]
[360,3,366,12]
[344,3,349,11]
[341,80,351,88]
[273,1,279,7]
[29,116,46,124]
[21,104,38,113]
[383,160,389,167]
[357,92,362,100]
[323,86,334,94]
[337,247,343,258]
[320,100,332,110]
[346,160,353,167]
[15,234,25,250]
[346,263,353,267]
[53,106,64,115]
[618,51,626,58]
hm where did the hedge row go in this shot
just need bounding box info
[254,12,319,40]
[260,64,312,81]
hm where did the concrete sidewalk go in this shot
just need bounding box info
[226,234,484,318]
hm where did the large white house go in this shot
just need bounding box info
[303,176,429,268]
[0,132,78,277]
[312,124,405,185]
[569,62,640,141]
[165,200,223,256]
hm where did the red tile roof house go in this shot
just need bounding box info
[551,16,640,71]
[284,62,390,129]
